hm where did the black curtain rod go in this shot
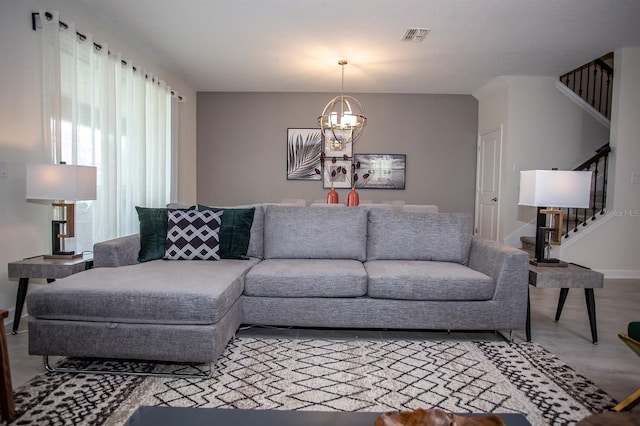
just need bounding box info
[32,12,183,101]
[33,13,113,61]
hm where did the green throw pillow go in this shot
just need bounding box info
[629,322,640,341]
[136,205,196,262]
[136,206,169,262]
[198,205,255,259]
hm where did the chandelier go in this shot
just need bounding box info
[318,60,367,148]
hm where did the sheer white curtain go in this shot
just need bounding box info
[40,11,174,253]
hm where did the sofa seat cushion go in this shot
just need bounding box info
[365,260,494,301]
[27,258,261,325]
[244,259,367,298]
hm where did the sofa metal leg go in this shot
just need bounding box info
[42,356,213,379]
[492,329,515,343]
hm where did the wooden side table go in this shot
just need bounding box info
[7,254,93,334]
[526,262,604,344]
[0,310,15,421]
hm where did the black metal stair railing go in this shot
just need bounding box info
[562,142,611,239]
[560,53,613,120]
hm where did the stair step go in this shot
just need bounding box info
[520,235,535,246]
[519,236,536,259]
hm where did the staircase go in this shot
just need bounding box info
[521,53,614,258]
[559,52,613,121]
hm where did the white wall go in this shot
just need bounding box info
[560,47,640,277]
[474,77,510,242]
[0,1,197,314]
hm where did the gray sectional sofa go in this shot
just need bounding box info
[27,204,529,367]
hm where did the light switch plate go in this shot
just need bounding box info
[0,161,8,178]
[631,172,640,184]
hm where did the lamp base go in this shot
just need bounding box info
[530,258,569,267]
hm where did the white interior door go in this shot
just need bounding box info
[475,127,503,241]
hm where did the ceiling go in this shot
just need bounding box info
[79,0,640,94]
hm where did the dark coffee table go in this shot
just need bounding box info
[123,406,532,425]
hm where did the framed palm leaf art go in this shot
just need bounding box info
[287,128,322,180]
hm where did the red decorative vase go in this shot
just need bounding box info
[347,188,360,207]
[327,187,339,204]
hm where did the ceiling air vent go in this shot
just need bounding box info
[402,28,430,42]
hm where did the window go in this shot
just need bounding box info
[40,10,177,252]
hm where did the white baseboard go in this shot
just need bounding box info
[1,307,29,329]
[3,307,16,327]
[594,269,640,279]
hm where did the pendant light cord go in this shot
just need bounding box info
[337,61,354,117]
[340,61,346,117]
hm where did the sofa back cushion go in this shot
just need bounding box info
[264,205,368,261]
[366,210,473,264]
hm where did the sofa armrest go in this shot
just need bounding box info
[93,234,140,268]
[468,237,529,303]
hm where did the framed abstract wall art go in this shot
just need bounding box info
[353,154,406,189]
[323,129,353,158]
[323,158,352,189]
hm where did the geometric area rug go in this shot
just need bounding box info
[10,338,616,426]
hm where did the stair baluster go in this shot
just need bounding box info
[559,54,613,120]
[562,142,611,239]
[601,153,609,215]
[591,159,599,220]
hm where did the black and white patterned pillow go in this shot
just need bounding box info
[165,210,223,260]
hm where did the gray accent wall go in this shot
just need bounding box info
[197,92,478,213]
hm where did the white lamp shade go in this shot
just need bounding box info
[26,163,97,201]
[519,170,592,208]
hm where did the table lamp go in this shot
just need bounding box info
[26,163,97,258]
[518,169,592,266]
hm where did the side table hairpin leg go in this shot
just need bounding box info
[554,288,570,322]
[12,278,30,335]
[526,288,531,342]
[554,287,599,344]
[12,277,55,334]
[584,289,598,344]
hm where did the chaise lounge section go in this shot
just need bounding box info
[27,205,266,365]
